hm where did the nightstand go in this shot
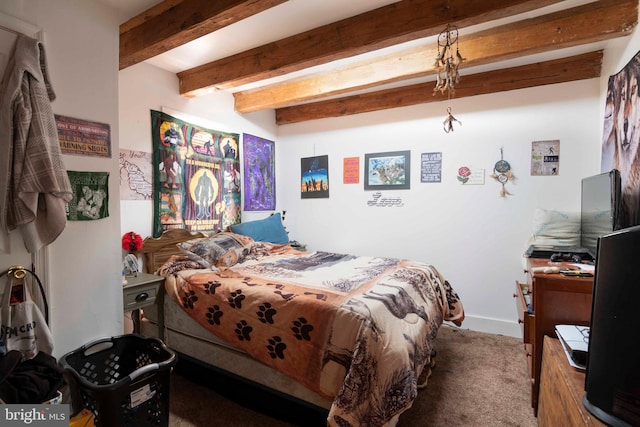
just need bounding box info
[123,272,164,334]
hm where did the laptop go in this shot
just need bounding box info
[555,324,589,368]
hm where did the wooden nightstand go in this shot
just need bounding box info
[123,272,164,334]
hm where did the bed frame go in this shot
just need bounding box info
[138,229,333,411]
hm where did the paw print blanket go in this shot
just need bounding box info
[160,244,464,426]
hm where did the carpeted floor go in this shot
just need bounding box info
[168,326,537,426]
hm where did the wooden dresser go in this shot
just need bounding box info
[513,258,594,415]
[538,336,605,426]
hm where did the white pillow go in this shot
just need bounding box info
[529,208,580,247]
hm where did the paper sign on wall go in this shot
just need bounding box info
[343,157,359,184]
[531,140,560,176]
[56,115,111,158]
[421,152,442,183]
[457,166,485,185]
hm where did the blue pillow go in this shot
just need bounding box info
[230,213,289,244]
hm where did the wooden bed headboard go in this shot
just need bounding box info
[139,229,206,274]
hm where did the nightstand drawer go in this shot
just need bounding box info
[123,273,164,312]
[124,285,159,310]
[122,273,164,335]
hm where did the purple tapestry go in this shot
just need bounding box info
[243,134,276,211]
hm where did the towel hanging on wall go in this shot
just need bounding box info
[0,34,72,253]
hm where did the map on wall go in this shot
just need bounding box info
[119,149,152,200]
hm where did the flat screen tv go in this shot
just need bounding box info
[583,224,640,426]
[580,169,622,260]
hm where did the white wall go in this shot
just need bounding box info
[0,0,123,357]
[276,80,601,336]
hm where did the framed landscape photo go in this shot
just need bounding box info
[364,150,410,190]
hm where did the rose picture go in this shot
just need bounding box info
[457,166,471,184]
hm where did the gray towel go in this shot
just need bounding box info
[0,34,72,253]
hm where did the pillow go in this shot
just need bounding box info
[177,232,254,268]
[529,208,580,247]
[230,213,289,244]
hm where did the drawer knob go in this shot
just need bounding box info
[135,292,149,302]
[518,319,524,324]
[513,293,517,298]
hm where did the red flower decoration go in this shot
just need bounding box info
[457,166,471,177]
[457,166,472,184]
[122,231,143,253]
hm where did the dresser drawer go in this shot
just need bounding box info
[525,343,533,378]
[514,281,534,344]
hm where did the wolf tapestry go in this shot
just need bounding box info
[601,51,640,228]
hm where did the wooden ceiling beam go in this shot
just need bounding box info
[119,0,288,70]
[177,0,564,96]
[275,51,604,125]
[235,0,636,113]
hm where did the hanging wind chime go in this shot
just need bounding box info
[434,23,465,133]
[491,147,515,197]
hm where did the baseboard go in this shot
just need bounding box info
[449,314,522,338]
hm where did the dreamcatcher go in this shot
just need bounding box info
[490,148,515,197]
[434,23,465,133]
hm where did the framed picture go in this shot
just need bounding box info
[301,155,329,199]
[364,150,410,190]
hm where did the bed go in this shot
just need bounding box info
[139,228,464,426]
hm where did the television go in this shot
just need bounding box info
[580,169,622,260]
[583,224,640,426]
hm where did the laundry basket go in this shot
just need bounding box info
[59,334,177,427]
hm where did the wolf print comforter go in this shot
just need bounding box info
[160,244,464,426]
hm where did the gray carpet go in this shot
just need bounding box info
[168,326,537,426]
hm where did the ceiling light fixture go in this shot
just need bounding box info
[434,23,465,133]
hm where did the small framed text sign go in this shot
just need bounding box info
[421,152,442,183]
